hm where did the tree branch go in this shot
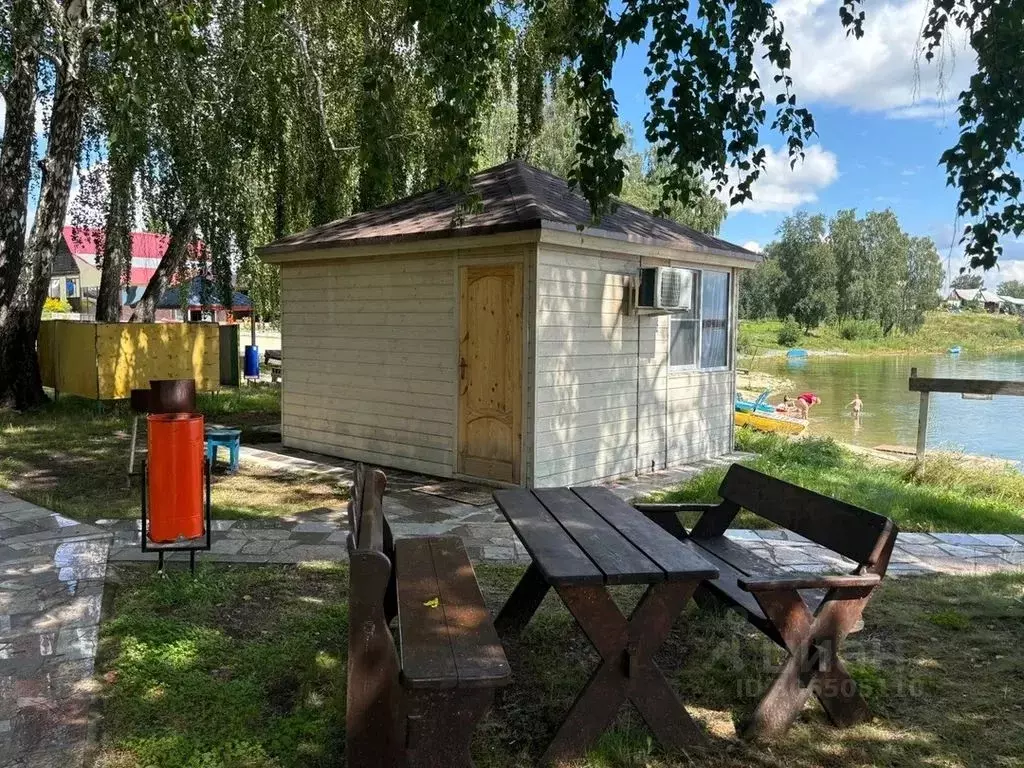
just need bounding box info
[283,14,343,154]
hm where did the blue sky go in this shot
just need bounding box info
[610,0,1024,290]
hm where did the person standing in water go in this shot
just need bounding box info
[847,393,863,417]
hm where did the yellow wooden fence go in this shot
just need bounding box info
[38,320,221,399]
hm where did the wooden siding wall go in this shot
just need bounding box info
[279,246,535,480]
[533,244,736,487]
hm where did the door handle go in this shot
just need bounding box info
[459,357,468,381]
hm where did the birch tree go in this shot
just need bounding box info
[0,0,99,410]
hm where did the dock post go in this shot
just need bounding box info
[912,368,929,459]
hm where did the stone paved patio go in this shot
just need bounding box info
[96,443,1024,576]
[0,493,111,768]
[106,445,751,565]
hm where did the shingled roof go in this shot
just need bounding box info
[258,160,757,261]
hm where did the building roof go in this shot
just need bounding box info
[950,288,981,302]
[137,276,252,311]
[60,226,204,286]
[258,160,758,262]
[950,287,1024,306]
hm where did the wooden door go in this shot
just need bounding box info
[458,263,523,483]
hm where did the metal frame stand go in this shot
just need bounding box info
[140,459,213,574]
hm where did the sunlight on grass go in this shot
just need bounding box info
[641,428,1024,532]
[0,386,338,521]
[95,564,1024,768]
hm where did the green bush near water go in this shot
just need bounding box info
[776,319,802,347]
[741,310,1024,354]
[838,319,882,341]
[641,429,1024,533]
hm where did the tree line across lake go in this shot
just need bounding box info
[740,210,947,338]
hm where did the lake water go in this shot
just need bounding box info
[759,352,1024,463]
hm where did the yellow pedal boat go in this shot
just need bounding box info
[735,409,808,436]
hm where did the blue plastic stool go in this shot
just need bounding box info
[205,427,241,473]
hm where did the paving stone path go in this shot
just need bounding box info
[0,494,111,768]
[4,444,1024,767]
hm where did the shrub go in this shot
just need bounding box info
[43,297,72,313]
[838,319,882,341]
[737,327,754,355]
[776,319,801,347]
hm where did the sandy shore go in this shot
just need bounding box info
[735,368,795,401]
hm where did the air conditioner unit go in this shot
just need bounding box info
[636,267,692,312]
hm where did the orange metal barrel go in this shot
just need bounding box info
[147,413,205,542]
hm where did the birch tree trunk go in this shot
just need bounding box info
[0,0,41,336]
[95,152,135,322]
[129,210,198,322]
[0,5,94,410]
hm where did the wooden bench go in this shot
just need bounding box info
[345,464,510,768]
[263,349,281,382]
[635,463,898,739]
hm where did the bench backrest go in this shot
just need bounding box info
[694,464,896,568]
[346,463,402,767]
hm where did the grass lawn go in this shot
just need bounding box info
[94,562,1024,768]
[641,430,1024,533]
[740,310,1024,355]
[0,386,343,520]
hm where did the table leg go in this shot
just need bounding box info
[494,561,549,640]
[127,415,139,484]
[541,580,702,764]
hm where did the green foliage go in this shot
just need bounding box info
[644,428,1024,533]
[918,1,1024,268]
[952,272,985,290]
[749,208,944,336]
[831,209,870,321]
[776,319,802,347]
[837,319,881,341]
[997,280,1024,299]
[772,213,837,330]
[901,236,946,333]
[741,311,1024,354]
[736,326,754,355]
[738,253,782,320]
[860,210,907,335]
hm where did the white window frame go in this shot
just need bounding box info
[668,267,733,374]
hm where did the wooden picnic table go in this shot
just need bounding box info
[492,486,719,765]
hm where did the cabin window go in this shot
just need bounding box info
[49,278,61,298]
[668,270,700,368]
[669,268,731,371]
[700,271,731,369]
[65,278,79,298]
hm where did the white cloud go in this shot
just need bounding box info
[770,0,974,118]
[721,144,839,214]
[742,240,763,254]
[992,259,1024,288]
